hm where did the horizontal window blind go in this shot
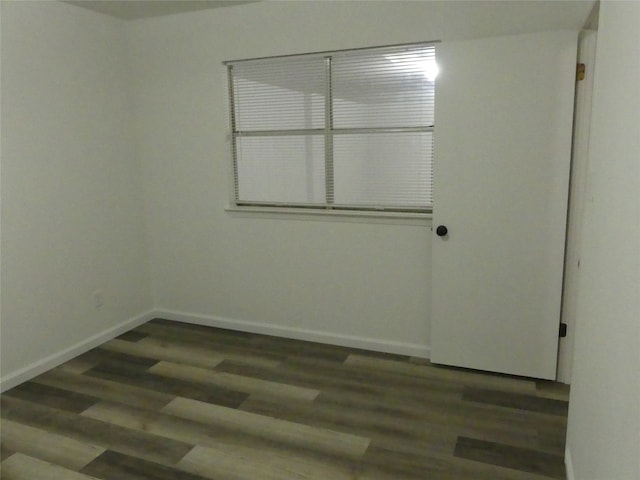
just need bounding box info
[332,45,436,129]
[227,42,437,213]
[236,135,326,204]
[333,132,433,208]
[231,56,326,131]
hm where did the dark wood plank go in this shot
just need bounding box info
[2,381,98,413]
[33,368,174,411]
[116,331,148,343]
[135,323,285,365]
[346,354,537,394]
[1,418,105,471]
[85,362,249,408]
[216,356,464,401]
[163,396,370,460]
[1,453,102,480]
[80,348,159,369]
[216,359,392,399]
[536,421,569,455]
[239,395,457,457]
[360,443,451,479]
[1,443,16,461]
[81,450,212,480]
[138,322,260,352]
[149,360,319,401]
[0,396,193,465]
[83,399,364,471]
[454,436,566,479]
[141,320,362,363]
[178,443,360,480]
[314,391,542,451]
[463,387,569,416]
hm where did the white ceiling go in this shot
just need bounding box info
[62,1,599,29]
[63,0,257,20]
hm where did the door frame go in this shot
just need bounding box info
[557,30,598,384]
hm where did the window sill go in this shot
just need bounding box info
[225,205,432,226]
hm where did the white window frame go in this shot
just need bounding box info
[225,42,437,218]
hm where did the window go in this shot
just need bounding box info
[226,42,437,214]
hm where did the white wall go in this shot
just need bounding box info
[565,2,640,479]
[127,1,590,356]
[0,1,152,388]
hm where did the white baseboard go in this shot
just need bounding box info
[565,446,575,480]
[0,310,156,393]
[154,309,431,359]
[0,308,430,392]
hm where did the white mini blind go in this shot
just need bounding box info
[231,56,326,131]
[332,45,436,129]
[227,42,436,212]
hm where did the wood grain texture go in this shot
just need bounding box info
[80,398,363,480]
[454,436,566,479]
[1,319,570,480]
[462,387,569,416]
[135,324,283,368]
[0,420,105,471]
[81,451,211,480]
[115,331,149,343]
[3,381,98,414]
[1,453,102,480]
[56,357,97,375]
[84,361,249,408]
[149,360,320,401]
[0,396,193,466]
[0,445,15,462]
[162,396,371,458]
[33,368,174,410]
[178,444,359,480]
[100,338,225,369]
[345,353,538,393]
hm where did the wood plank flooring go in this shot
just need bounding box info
[0,318,570,480]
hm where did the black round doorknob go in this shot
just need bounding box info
[436,225,448,237]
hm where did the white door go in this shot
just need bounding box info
[430,31,577,380]
[557,30,598,383]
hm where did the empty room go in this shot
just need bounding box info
[0,1,638,479]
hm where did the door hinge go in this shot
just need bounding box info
[577,63,586,81]
[559,323,568,338]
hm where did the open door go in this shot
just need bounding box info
[430,31,577,380]
[557,30,598,384]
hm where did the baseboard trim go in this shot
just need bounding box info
[154,309,431,359]
[0,309,430,392]
[0,310,156,393]
[565,446,575,480]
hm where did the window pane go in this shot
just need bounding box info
[235,136,326,204]
[232,57,325,131]
[333,132,433,209]
[332,45,436,129]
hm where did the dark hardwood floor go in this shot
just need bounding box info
[0,318,570,480]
